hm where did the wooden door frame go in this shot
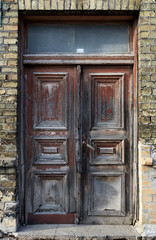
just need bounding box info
[19,14,138,225]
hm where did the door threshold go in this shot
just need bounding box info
[12,224,141,239]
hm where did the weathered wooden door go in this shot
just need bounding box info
[25,65,77,224]
[25,65,133,224]
[80,66,133,224]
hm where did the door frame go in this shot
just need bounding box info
[19,15,138,225]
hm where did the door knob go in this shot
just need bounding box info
[82,141,95,151]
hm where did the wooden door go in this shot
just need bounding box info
[80,66,133,224]
[25,65,77,224]
[25,65,133,224]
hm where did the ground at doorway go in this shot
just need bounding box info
[1,224,143,240]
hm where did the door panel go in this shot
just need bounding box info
[81,66,132,224]
[32,72,68,129]
[25,66,77,224]
[91,73,124,129]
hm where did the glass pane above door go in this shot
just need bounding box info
[27,24,129,54]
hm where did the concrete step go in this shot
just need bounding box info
[10,225,141,240]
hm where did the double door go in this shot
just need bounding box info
[25,65,133,224]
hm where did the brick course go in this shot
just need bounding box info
[1,0,156,234]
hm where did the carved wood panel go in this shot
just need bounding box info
[90,140,124,165]
[33,72,68,129]
[33,171,68,214]
[88,172,125,216]
[90,73,124,129]
[34,139,68,165]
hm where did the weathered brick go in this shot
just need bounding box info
[151,46,156,52]
[45,0,50,9]
[142,180,151,187]
[142,195,152,202]
[102,0,108,10]
[141,2,150,10]
[0,75,6,80]
[4,39,17,45]
[142,189,156,195]
[140,10,155,17]
[6,89,17,95]
[7,74,18,81]
[141,88,152,95]
[141,103,150,109]
[151,117,156,123]
[150,18,156,24]
[9,18,18,24]
[150,211,156,218]
[139,53,155,60]
[38,0,44,9]
[151,3,156,10]
[1,181,16,188]
[71,0,76,9]
[0,104,6,109]
[19,0,25,9]
[0,90,6,95]
[109,0,115,10]
[140,25,155,31]
[2,67,18,73]
[121,0,128,10]
[3,53,18,59]
[9,32,18,38]
[8,45,18,52]
[63,0,68,9]
[96,0,103,10]
[2,124,16,131]
[140,32,150,38]
[151,31,156,38]
[8,60,17,66]
[129,0,134,10]
[140,117,151,124]
[143,203,156,210]
[149,219,156,224]
[3,110,17,116]
[3,25,18,31]
[140,17,149,25]
[51,0,57,9]
[32,0,38,9]
[3,96,17,102]
[2,82,17,88]
[6,117,17,123]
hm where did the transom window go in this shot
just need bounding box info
[27,23,129,54]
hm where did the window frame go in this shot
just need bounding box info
[21,15,136,65]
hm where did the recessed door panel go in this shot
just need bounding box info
[33,72,68,129]
[90,140,125,165]
[91,73,124,129]
[34,139,68,165]
[88,172,125,216]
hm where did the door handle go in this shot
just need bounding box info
[82,141,95,151]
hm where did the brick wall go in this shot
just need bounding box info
[138,0,156,227]
[0,0,18,233]
[1,0,156,234]
[18,0,141,10]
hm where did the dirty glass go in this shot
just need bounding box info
[27,24,129,53]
